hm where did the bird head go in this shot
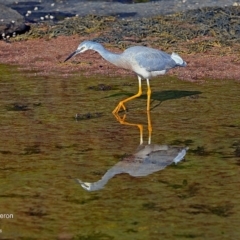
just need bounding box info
[75,179,102,191]
[64,40,100,62]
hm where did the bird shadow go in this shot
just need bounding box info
[150,90,202,102]
[149,90,202,110]
[106,90,202,110]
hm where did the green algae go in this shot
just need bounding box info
[0,64,240,239]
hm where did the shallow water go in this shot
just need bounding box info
[0,64,240,239]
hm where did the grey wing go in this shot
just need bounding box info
[133,48,176,72]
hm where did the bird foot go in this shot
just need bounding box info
[112,112,127,124]
[112,101,127,114]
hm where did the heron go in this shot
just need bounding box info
[64,40,187,113]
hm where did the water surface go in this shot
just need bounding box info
[0,64,240,239]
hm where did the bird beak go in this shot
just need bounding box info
[64,50,80,62]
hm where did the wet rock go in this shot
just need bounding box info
[23,145,41,155]
[190,146,210,156]
[5,103,29,111]
[75,112,103,121]
[0,4,30,40]
[87,83,112,91]
[122,82,134,86]
[234,146,240,157]
[5,102,41,111]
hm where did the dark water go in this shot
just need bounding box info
[0,64,240,239]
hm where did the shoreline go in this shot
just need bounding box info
[0,34,239,82]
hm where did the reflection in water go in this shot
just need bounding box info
[77,111,188,191]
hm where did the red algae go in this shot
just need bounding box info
[0,35,239,81]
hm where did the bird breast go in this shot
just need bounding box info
[116,58,166,79]
[134,67,166,79]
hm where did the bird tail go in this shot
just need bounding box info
[171,52,187,67]
[173,147,189,164]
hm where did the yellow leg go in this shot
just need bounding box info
[113,110,152,146]
[112,76,142,114]
[113,113,144,145]
[146,79,151,112]
[147,109,152,144]
[146,79,152,144]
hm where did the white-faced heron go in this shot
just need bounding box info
[64,40,187,113]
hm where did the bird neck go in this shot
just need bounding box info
[84,167,121,191]
[94,47,122,67]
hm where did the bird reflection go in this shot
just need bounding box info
[76,111,188,191]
